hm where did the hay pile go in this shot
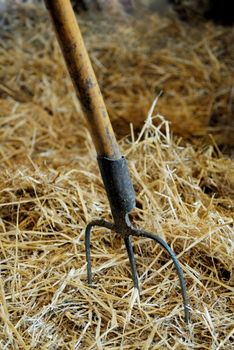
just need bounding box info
[0,3,234,349]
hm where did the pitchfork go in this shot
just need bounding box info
[44,0,190,323]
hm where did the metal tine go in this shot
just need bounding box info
[85,220,190,324]
[85,219,114,286]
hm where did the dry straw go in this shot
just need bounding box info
[0,2,233,349]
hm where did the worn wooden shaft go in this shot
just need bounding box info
[44,0,121,159]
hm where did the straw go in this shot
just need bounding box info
[0,2,233,348]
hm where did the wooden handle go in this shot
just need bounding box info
[44,0,121,159]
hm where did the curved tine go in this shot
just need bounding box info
[85,219,114,286]
[124,236,140,291]
[86,219,114,230]
[130,228,190,324]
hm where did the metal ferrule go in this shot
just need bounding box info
[97,156,136,221]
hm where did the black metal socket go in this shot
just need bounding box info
[97,156,136,221]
